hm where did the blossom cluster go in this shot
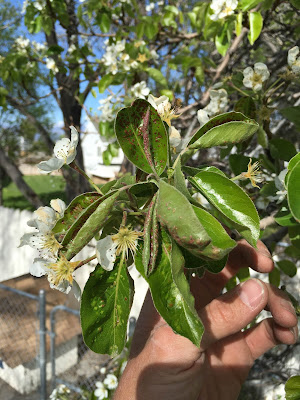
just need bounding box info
[210,0,238,20]
[19,127,82,297]
[94,374,118,400]
[49,384,71,400]
[102,39,137,75]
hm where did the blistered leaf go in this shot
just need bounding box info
[188,112,258,149]
[189,171,260,247]
[115,99,168,176]
[80,263,133,356]
[135,231,204,347]
[157,180,211,254]
[61,191,119,260]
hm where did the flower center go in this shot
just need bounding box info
[48,256,78,286]
[112,227,141,258]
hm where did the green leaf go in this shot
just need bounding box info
[229,154,251,175]
[240,0,262,12]
[173,156,193,201]
[288,153,300,171]
[289,225,300,248]
[215,23,231,56]
[269,138,297,161]
[285,376,300,400]
[188,112,259,149]
[135,231,204,347]
[53,192,103,236]
[146,68,168,88]
[102,149,112,165]
[275,206,298,227]
[280,106,300,130]
[234,97,256,119]
[291,0,300,9]
[285,245,300,259]
[287,160,300,222]
[98,13,111,33]
[269,267,281,287]
[182,245,228,274]
[183,165,226,177]
[61,191,119,260]
[189,171,260,247]
[237,267,250,282]
[248,12,263,45]
[192,205,236,261]
[157,180,211,255]
[144,21,158,39]
[235,12,243,36]
[257,126,268,148]
[115,99,168,176]
[276,260,297,278]
[80,263,133,356]
[98,74,114,93]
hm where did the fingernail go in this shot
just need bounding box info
[280,299,296,317]
[290,326,297,340]
[239,279,264,310]
[257,248,273,260]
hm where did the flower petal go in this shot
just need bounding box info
[30,258,49,277]
[37,157,65,173]
[50,198,66,217]
[96,236,117,271]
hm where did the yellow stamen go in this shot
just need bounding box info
[111,227,142,258]
[240,158,263,188]
[48,255,80,286]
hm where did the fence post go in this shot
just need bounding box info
[39,289,47,400]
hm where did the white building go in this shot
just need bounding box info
[81,119,123,179]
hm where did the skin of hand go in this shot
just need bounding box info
[114,240,299,400]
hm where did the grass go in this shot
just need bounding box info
[2,175,66,211]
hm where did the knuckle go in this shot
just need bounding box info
[207,299,236,327]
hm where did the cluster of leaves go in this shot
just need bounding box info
[44,99,297,358]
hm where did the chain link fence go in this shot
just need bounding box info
[0,280,130,400]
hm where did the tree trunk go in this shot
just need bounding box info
[0,145,44,209]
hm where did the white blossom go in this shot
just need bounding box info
[50,384,70,400]
[243,63,270,92]
[94,381,108,400]
[68,44,77,54]
[15,37,30,50]
[131,81,150,99]
[96,227,141,270]
[146,2,155,12]
[197,109,210,125]
[147,94,180,126]
[30,256,82,299]
[32,41,46,52]
[197,89,228,126]
[169,126,182,149]
[33,1,44,11]
[288,46,300,75]
[37,126,79,173]
[150,49,159,61]
[45,57,59,73]
[103,374,118,390]
[210,0,238,20]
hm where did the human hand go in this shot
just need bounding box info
[114,240,298,400]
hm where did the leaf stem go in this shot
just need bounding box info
[75,254,97,270]
[69,161,103,195]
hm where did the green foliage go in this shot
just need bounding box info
[285,376,300,400]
